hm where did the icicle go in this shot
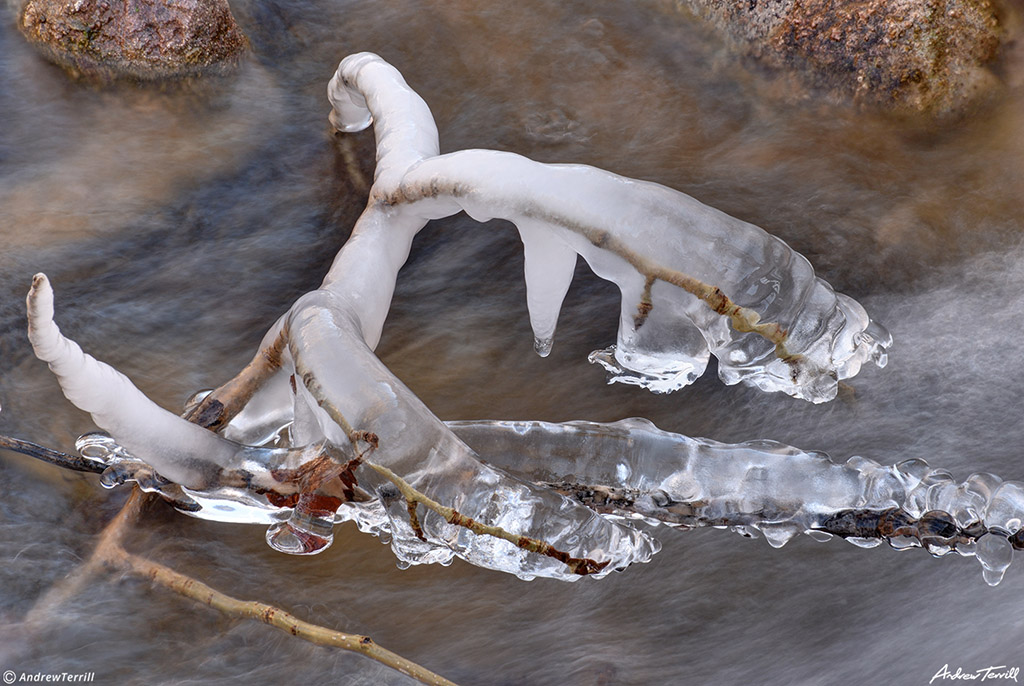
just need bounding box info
[517,220,577,357]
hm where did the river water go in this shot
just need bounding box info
[1,1,1023,684]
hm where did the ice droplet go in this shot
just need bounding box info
[888,535,920,551]
[533,336,553,358]
[761,523,800,548]
[985,482,1024,535]
[976,534,1013,586]
[982,568,1006,586]
[265,494,340,555]
[846,537,883,549]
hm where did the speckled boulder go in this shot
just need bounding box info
[683,0,1003,114]
[19,0,247,80]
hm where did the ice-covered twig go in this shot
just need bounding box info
[23,53,893,581]
[327,52,890,402]
[365,460,610,575]
[273,292,658,577]
[450,418,1024,586]
[27,274,241,488]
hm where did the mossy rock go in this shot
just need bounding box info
[19,0,248,81]
[681,0,1004,115]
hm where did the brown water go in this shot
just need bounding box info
[2,1,1024,684]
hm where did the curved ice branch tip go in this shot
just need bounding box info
[26,274,240,489]
[328,52,439,192]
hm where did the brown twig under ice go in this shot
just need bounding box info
[366,461,611,576]
[384,179,798,365]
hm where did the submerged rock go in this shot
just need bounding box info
[18,0,247,81]
[681,0,1004,115]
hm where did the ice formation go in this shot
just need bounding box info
[325,53,891,402]
[21,53,911,582]
[452,419,1024,586]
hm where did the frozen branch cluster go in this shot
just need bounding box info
[25,53,1018,586]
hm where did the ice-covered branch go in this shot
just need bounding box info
[27,274,239,489]
[21,53,898,582]
[450,419,1024,586]
[326,52,890,402]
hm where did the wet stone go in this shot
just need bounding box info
[681,0,1003,115]
[19,0,247,81]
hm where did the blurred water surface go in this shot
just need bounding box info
[2,1,1024,684]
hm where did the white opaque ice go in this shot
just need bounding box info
[518,220,578,357]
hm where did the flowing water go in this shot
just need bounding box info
[2,0,1024,683]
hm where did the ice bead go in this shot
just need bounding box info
[976,534,1014,586]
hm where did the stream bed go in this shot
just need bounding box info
[2,1,1024,684]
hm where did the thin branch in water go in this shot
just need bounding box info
[26,487,151,624]
[365,461,611,576]
[116,550,458,686]
[0,434,104,473]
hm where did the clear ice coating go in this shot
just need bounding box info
[448,418,1024,585]
[24,54,905,583]
[265,493,339,555]
[79,416,1024,585]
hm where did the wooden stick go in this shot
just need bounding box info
[0,434,104,473]
[115,550,458,686]
[185,326,289,432]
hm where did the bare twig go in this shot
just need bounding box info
[365,461,610,576]
[185,325,289,432]
[0,434,104,473]
[114,550,458,686]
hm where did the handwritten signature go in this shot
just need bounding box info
[931,665,1020,684]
